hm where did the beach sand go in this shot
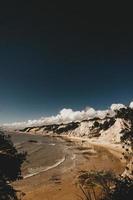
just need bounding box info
[12,135,125,200]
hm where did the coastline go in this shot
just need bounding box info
[12,131,125,200]
[53,134,124,163]
[24,156,66,179]
[17,131,124,163]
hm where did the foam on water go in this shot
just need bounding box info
[24,156,66,179]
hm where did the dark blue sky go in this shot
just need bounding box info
[0,2,133,123]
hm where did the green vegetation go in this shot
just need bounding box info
[117,107,133,178]
[92,118,116,132]
[0,131,26,200]
[78,170,133,200]
[21,122,80,134]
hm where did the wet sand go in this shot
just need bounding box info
[8,133,125,200]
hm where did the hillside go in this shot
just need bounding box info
[19,109,131,145]
[18,107,133,179]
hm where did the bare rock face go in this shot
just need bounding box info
[99,118,131,143]
[20,116,127,144]
[19,107,133,179]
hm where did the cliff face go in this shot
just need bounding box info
[19,107,133,179]
[98,118,130,143]
[20,116,130,145]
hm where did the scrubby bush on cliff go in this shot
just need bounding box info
[115,107,133,179]
[92,118,116,133]
[78,107,133,200]
[115,107,133,121]
[56,122,79,134]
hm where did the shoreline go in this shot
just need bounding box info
[16,131,124,163]
[21,134,125,179]
[53,134,125,163]
[24,156,66,179]
[12,131,125,200]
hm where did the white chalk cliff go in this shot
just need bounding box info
[19,105,133,179]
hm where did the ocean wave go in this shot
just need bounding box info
[49,143,56,146]
[24,156,66,179]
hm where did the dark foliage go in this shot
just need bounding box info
[121,130,133,146]
[89,118,101,122]
[92,118,116,132]
[21,122,80,135]
[100,118,116,131]
[116,108,133,148]
[56,122,79,134]
[0,131,26,200]
[117,107,133,176]
[78,170,116,200]
[44,124,59,132]
[93,121,100,128]
[78,107,133,200]
[115,107,133,121]
[105,177,133,200]
[78,171,133,200]
[20,127,29,132]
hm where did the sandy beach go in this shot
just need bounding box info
[10,133,125,200]
[60,135,125,162]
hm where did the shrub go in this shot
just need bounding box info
[0,131,26,199]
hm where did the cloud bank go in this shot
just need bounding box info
[3,101,133,128]
[110,103,126,111]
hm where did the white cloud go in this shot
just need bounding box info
[110,103,126,111]
[96,110,109,119]
[129,101,133,109]
[85,107,96,118]
[3,101,131,128]
[2,108,110,128]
